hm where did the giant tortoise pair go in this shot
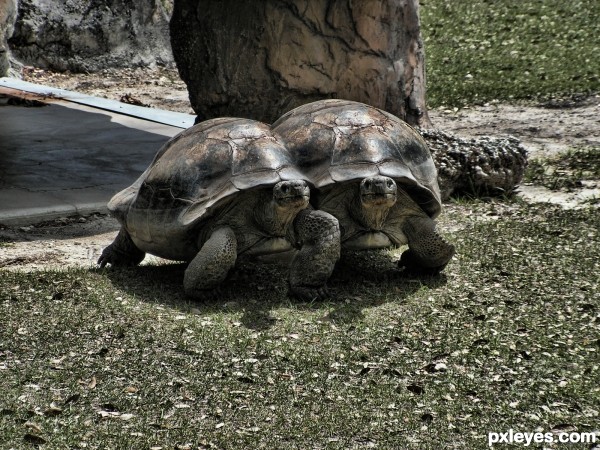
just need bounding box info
[99,100,455,299]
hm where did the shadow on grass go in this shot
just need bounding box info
[101,248,448,331]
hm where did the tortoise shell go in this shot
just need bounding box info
[272,99,442,218]
[108,117,306,255]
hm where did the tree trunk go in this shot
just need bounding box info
[170,0,430,126]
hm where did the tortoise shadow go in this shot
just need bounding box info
[100,249,448,331]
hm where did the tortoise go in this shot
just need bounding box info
[272,99,455,274]
[98,117,340,299]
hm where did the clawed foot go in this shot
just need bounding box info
[289,285,331,301]
[97,244,145,268]
[398,249,449,276]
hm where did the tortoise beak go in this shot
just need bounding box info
[275,181,310,206]
[360,176,397,207]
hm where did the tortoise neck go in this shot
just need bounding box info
[351,192,395,231]
[254,192,304,237]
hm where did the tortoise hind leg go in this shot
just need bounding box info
[184,227,237,299]
[399,216,455,275]
[289,209,341,300]
[98,228,145,267]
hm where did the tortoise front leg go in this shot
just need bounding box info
[184,227,237,299]
[98,227,145,267]
[399,216,455,275]
[289,209,340,300]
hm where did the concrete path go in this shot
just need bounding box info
[0,78,195,225]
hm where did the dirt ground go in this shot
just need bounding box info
[1,67,598,271]
[19,67,600,155]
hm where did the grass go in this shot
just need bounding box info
[421,0,600,107]
[1,201,599,448]
[524,147,600,190]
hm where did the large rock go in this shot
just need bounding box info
[421,129,528,199]
[0,0,17,76]
[170,0,430,126]
[9,0,174,72]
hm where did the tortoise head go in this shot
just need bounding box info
[273,180,310,210]
[359,176,397,209]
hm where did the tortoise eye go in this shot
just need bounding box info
[387,179,393,188]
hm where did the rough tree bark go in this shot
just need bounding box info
[170,0,430,126]
[0,0,17,76]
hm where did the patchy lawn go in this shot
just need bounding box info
[1,201,598,449]
[525,147,600,193]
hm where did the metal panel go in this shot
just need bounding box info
[0,77,196,129]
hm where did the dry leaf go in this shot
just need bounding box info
[44,403,63,416]
[50,356,65,365]
[435,362,448,372]
[24,421,43,434]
